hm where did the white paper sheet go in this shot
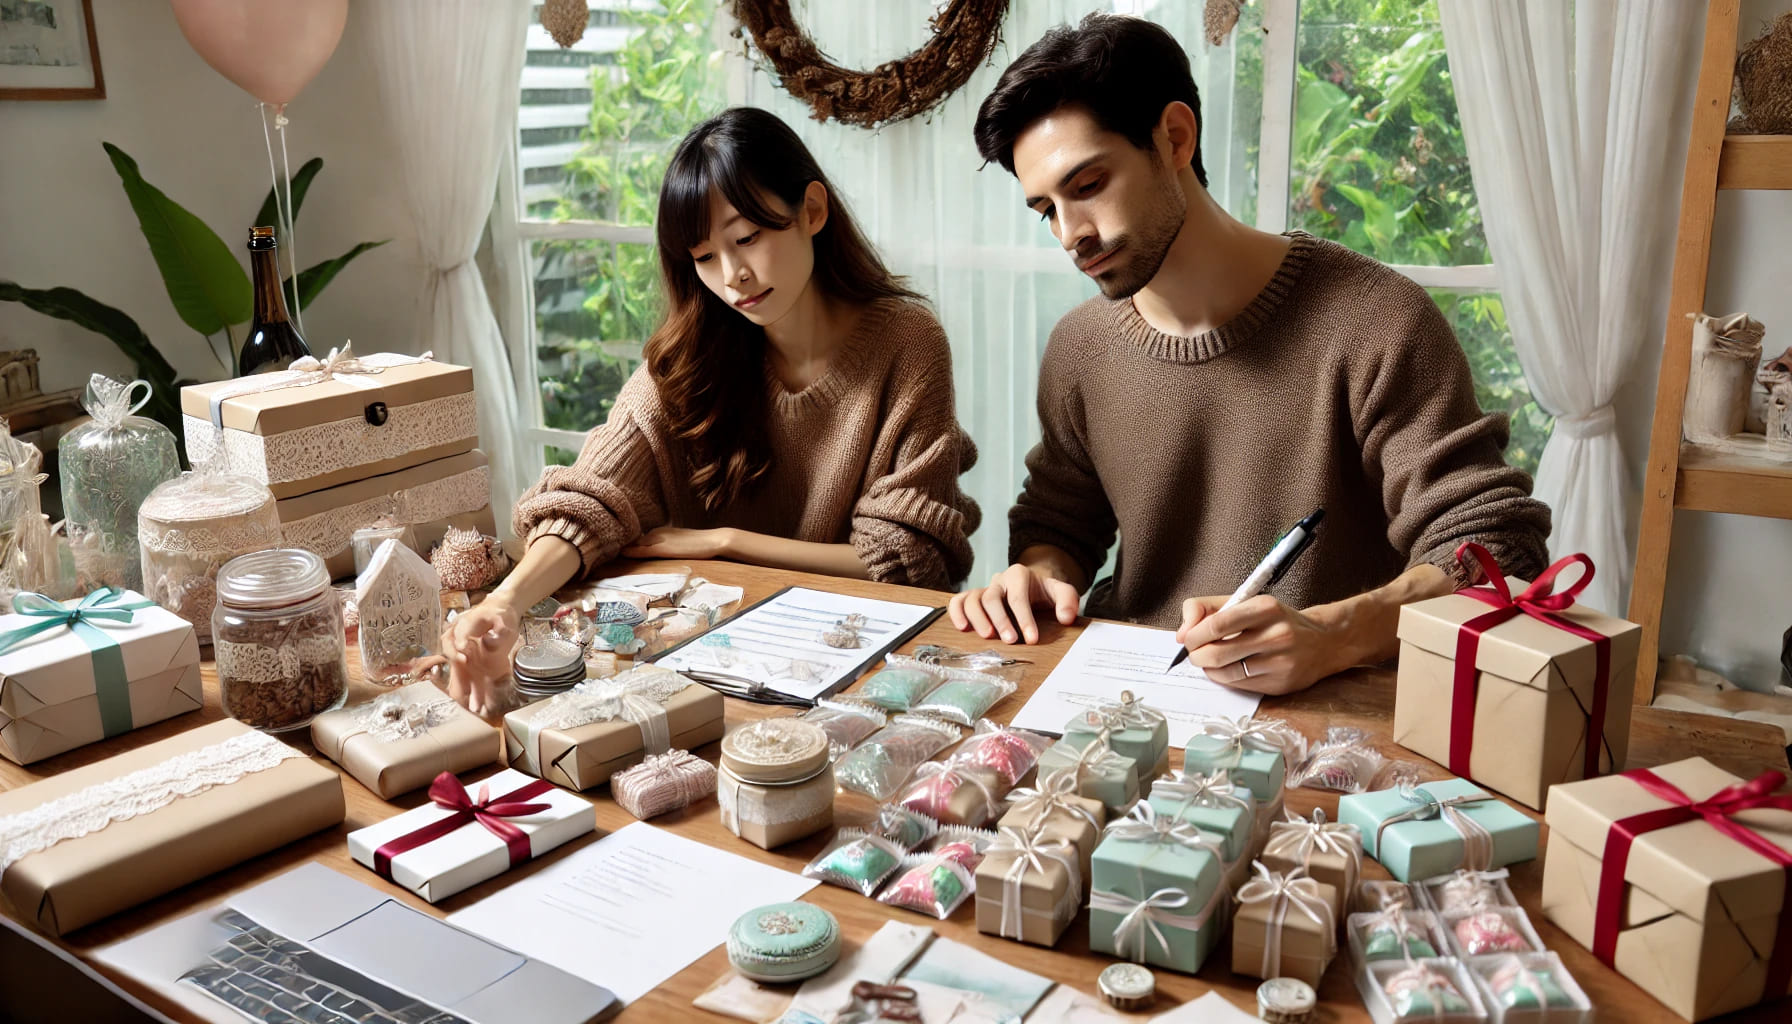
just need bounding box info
[651,586,940,702]
[1008,621,1263,747]
[1148,991,1265,1024]
[447,822,817,1006]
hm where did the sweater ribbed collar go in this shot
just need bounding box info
[1109,231,1316,364]
[764,297,898,416]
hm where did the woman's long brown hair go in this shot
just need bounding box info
[647,107,920,513]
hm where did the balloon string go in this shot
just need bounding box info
[257,102,304,336]
[276,106,303,336]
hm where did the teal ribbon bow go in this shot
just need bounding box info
[0,589,154,738]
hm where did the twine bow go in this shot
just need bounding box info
[1593,768,1792,990]
[0,588,153,739]
[372,772,553,879]
[987,824,1081,940]
[1375,784,1496,872]
[1450,543,1612,781]
[1236,863,1336,978]
[204,341,435,427]
[1265,808,1363,881]
[1088,885,1220,963]
[1193,715,1309,766]
[1006,768,1102,829]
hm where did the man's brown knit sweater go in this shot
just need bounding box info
[1009,233,1552,628]
[514,299,982,590]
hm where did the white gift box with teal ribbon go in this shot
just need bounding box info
[1088,803,1229,974]
[1337,777,1538,882]
[0,589,201,765]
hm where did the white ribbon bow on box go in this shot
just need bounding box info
[1081,689,1168,733]
[1088,884,1224,963]
[1377,784,1496,873]
[1235,862,1337,979]
[1154,768,1253,817]
[1006,767,1102,829]
[1266,807,1364,880]
[205,342,435,427]
[1192,714,1310,765]
[987,824,1081,941]
[513,665,690,773]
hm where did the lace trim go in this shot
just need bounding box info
[215,636,345,684]
[350,691,461,744]
[719,763,835,828]
[139,506,284,557]
[182,391,477,488]
[0,730,304,873]
[280,466,490,559]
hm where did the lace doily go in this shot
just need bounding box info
[721,718,829,768]
[0,730,304,873]
[280,466,490,559]
[182,391,477,489]
[349,690,460,744]
[215,636,345,684]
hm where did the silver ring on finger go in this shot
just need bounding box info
[1241,657,1252,678]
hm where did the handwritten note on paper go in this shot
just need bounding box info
[1008,621,1263,747]
[447,823,817,1006]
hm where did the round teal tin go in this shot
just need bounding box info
[726,902,841,983]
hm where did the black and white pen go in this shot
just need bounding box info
[1168,508,1325,671]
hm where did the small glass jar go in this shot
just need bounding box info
[718,719,835,849]
[213,548,349,732]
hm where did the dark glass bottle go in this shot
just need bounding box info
[236,226,311,376]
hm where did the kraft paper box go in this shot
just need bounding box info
[996,791,1105,883]
[182,358,477,499]
[276,448,495,579]
[1339,777,1537,882]
[974,837,1080,947]
[1232,878,1339,987]
[1541,758,1792,1021]
[1260,812,1363,922]
[0,590,201,765]
[503,680,725,790]
[1038,735,1138,816]
[0,718,344,936]
[1393,588,1640,811]
[1147,771,1255,863]
[310,682,502,798]
[1088,824,1226,973]
[1248,790,1286,862]
[347,769,593,903]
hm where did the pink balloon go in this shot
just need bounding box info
[169,0,349,108]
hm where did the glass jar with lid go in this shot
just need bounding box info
[213,547,349,732]
[718,718,835,849]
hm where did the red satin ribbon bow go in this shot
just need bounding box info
[1449,543,1610,780]
[373,772,554,879]
[1594,768,1792,993]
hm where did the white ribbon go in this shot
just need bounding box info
[902,761,1000,823]
[1006,768,1102,830]
[1235,863,1336,979]
[1384,960,1462,1020]
[1088,883,1223,963]
[1265,807,1364,882]
[1082,689,1168,734]
[1431,867,1510,912]
[1154,769,1253,818]
[1069,731,1134,787]
[1377,787,1497,872]
[987,824,1081,940]
[1192,715,1310,765]
[514,666,689,773]
[345,690,459,746]
[205,342,435,427]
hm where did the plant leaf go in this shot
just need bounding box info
[254,156,323,235]
[288,239,388,311]
[103,142,253,336]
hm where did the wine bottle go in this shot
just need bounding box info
[236,225,312,376]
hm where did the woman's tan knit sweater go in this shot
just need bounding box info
[514,299,982,590]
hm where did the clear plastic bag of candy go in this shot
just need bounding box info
[799,699,888,761]
[1420,868,1518,914]
[869,803,939,850]
[1478,953,1586,1012]
[854,654,945,711]
[875,851,976,919]
[1443,906,1538,956]
[1374,961,1478,1019]
[1289,726,1387,794]
[896,762,1006,828]
[801,828,905,896]
[910,669,1018,727]
[834,715,963,801]
[925,825,997,870]
[946,719,1053,788]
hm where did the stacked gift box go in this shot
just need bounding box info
[181,351,494,579]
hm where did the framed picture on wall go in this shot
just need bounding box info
[0,0,104,100]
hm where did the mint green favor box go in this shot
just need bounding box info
[1088,831,1225,973]
[1063,707,1169,776]
[1039,736,1138,815]
[1182,735,1285,799]
[1336,777,1538,882]
[1146,778,1253,863]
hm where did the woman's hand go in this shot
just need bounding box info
[442,596,522,716]
[623,527,734,560]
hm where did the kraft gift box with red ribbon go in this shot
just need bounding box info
[1392,543,1640,811]
[347,769,593,903]
[1541,758,1792,1021]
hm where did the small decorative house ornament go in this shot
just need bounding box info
[357,538,444,687]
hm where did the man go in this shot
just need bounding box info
[949,14,1551,695]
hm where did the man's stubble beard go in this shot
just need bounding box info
[1096,168,1188,301]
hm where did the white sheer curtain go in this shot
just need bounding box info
[1439,0,1703,613]
[365,0,533,532]
[740,1,1260,583]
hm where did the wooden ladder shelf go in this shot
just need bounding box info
[1629,0,1792,704]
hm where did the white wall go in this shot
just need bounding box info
[0,0,420,396]
[1628,0,1792,688]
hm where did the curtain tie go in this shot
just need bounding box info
[1551,405,1615,440]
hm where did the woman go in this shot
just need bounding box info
[446,107,980,712]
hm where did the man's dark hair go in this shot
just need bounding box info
[974,13,1207,187]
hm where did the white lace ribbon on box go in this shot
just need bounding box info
[0,730,305,874]
[1265,807,1364,883]
[1235,863,1336,978]
[719,762,832,833]
[341,690,460,748]
[185,390,476,490]
[280,465,491,562]
[509,665,689,776]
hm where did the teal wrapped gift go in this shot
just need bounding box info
[1037,734,1138,816]
[1146,769,1254,863]
[1088,802,1228,974]
[1182,716,1307,801]
[1064,690,1169,774]
[1337,778,1538,882]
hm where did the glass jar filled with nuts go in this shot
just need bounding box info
[214,547,349,732]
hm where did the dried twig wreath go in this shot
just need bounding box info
[730,0,1011,129]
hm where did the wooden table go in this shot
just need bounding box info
[3,560,1789,1023]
